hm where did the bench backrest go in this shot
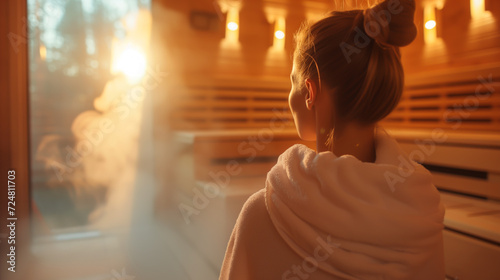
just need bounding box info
[168,65,500,133]
[383,74,500,132]
[388,128,500,201]
[167,79,293,130]
[174,129,315,182]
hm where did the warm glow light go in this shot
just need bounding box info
[224,7,240,43]
[471,0,486,18]
[272,17,286,50]
[275,30,285,40]
[423,5,437,44]
[227,22,238,31]
[113,46,147,82]
[425,20,436,30]
[39,45,47,61]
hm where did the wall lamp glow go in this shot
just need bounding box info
[423,5,437,44]
[225,7,239,42]
[470,0,486,19]
[227,22,238,31]
[275,30,285,40]
[425,20,436,30]
[273,17,286,50]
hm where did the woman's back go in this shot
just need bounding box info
[220,129,445,279]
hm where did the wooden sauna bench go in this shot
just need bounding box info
[172,128,314,190]
[388,128,500,279]
[167,128,313,270]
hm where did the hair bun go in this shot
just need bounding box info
[363,0,417,47]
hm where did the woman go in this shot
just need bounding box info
[220,0,445,279]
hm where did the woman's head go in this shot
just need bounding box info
[289,0,416,142]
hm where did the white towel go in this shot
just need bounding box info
[220,128,445,279]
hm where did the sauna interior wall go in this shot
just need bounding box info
[151,0,500,132]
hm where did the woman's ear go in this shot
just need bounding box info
[304,78,318,110]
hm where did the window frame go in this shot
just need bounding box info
[0,0,32,277]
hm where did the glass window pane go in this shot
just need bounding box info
[26,1,201,279]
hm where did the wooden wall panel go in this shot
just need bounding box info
[151,0,500,132]
[152,0,500,82]
[151,0,334,82]
[401,0,500,75]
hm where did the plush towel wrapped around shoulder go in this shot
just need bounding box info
[220,128,445,280]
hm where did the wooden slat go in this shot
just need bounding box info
[171,110,290,119]
[381,121,499,131]
[443,229,500,280]
[174,128,301,142]
[397,142,500,173]
[441,192,500,244]
[398,95,500,107]
[386,128,500,148]
[179,77,290,90]
[406,82,500,96]
[389,110,500,119]
[184,89,289,98]
[175,100,288,109]
[433,173,500,201]
[195,161,276,180]
[171,122,295,130]
[194,139,303,160]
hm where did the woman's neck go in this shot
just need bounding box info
[316,123,377,163]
